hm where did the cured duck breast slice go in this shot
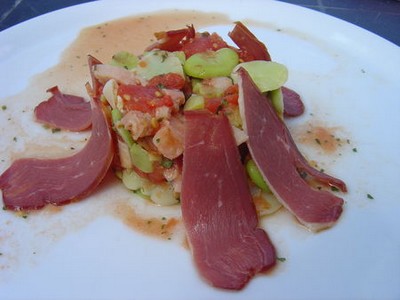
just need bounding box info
[0,88,114,210]
[237,68,346,232]
[181,110,276,290]
[34,86,91,131]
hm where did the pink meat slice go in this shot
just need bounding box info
[282,86,305,118]
[238,68,347,232]
[181,110,276,290]
[34,86,91,131]
[228,21,272,61]
[0,90,114,210]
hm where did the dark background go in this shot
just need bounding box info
[1,0,399,46]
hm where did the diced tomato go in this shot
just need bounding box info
[147,73,186,90]
[223,84,239,105]
[204,98,223,114]
[181,33,228,58]
[134,162,166,184]
[119,84,174,114]
[204,84,239,113]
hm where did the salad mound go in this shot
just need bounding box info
[96,22,289,213]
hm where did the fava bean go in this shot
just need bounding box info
[233,60,288,92]
[184,48,239,79]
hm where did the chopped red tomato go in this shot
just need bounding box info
[147,73,186,90]
[204,84,239,113]
[134,162,166,184]
[181,33,229,58]
[204,98,223,114]
[119,84,174,114]
[223,84,239,105]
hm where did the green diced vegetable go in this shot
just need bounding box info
[269,88,284,119]
[149,184,179,206]
[246,159,271,193]
[111,109,134,147]
[136,50,185,80]
[122,169,147,191]
[130,143,153,173]
[192,77,232,98]
[110,51,138,69]
[183,48,239,79]
[232,60,288,92]
[184,95,205,111]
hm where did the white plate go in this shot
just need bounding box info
[1,1,400,299]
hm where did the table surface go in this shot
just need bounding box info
[1,0,400,46]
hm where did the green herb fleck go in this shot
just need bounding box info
[13,137,17,142]
[367,193,374,200]
[277,257,286,262]
[1,105,7,110]
[161,158,173,169]
[51,128,61,133]
[331,186,340,192]
[352,147,358,153]
[315,138,321,145]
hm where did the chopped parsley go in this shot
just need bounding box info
[352,148,358,153]
[367,193,374,200]
[277,257,286,262]
[331,186,340,192]
[1,105,7,111]
[161,158,173,168]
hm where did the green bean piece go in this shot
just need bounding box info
[246,159,271,193]
[183,48,239,79]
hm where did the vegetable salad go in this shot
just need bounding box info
[96,25,288,214]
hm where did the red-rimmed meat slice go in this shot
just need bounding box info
[34,86,91,131]
[146,25,195,52]
[237,68,346,232]
[0,87,114,210]
[282,86,305,118]
[181,110,276,290]
[228,21,271,62]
